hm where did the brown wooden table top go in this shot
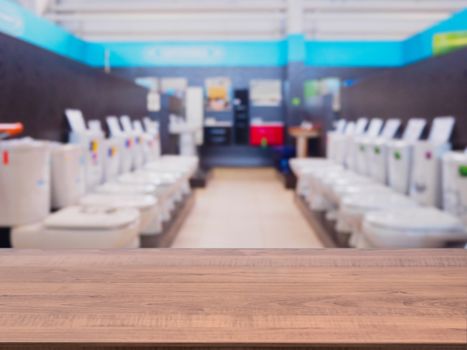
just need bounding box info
[288,126,320,138]
[0,249,466,349]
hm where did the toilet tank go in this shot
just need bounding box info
[50,144,86,209]
[442,152,467,222]
[102,138,121,182]
[132,133,146,169]
[410,141,451,208]
[387,141,414,194]
[69,130,104,191]
[0,138,50,226]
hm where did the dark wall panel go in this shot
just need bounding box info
[341,47,467,149]
[0,33,148,142]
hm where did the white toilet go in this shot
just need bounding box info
[10,143,142,249]
[332,118,427,237]
[321,118,402,208]
[291,118,373,212]
[67,112,164,223]
[360,135,467,248]
[13,207,141,249]
[82,115,175,229]
[101,128,178,225]
[109,116,190,205]
[81,137,163,235]
[336,117,455,246]
[305,118,389,213]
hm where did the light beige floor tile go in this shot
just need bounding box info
[171,168,323,248]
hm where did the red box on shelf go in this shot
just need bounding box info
[250,122,284,147]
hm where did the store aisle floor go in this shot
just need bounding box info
[172,168,324,248]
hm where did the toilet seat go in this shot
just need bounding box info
[11,206,140,249]
[44,206,138,229]
[362,208,466,248]
[118,171,184,204]
[80,193,161,235]
[96,182,172,223]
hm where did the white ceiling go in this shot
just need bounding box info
[16,0,467,41]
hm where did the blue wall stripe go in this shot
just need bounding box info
[403,9,467,64]
[0,1,466,68]
[100,40,288,67]
[305,41,404,67]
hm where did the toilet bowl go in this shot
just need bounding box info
[12,206,140,249]
[143,165,191,198]
[361,208,466,248]
[340,192,419,247]
[118,171,182,208]
[331,183,394,231]
[96,182,172,223]
[299,164,344,209]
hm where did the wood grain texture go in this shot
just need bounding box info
[0,249,466,350]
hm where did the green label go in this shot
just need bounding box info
[291,97,301,106]
[360,145,365,152]
[458,165,467,177]
[304,80,319,99]
[394,151,401,160]
[374,146,381,155]
[433,31,467,56]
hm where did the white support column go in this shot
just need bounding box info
[16,0,53,15]
[287,0,304,35]
[35,0,53,15]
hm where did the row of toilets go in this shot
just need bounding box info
[290,116,467,248]
[0,110,199,248]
